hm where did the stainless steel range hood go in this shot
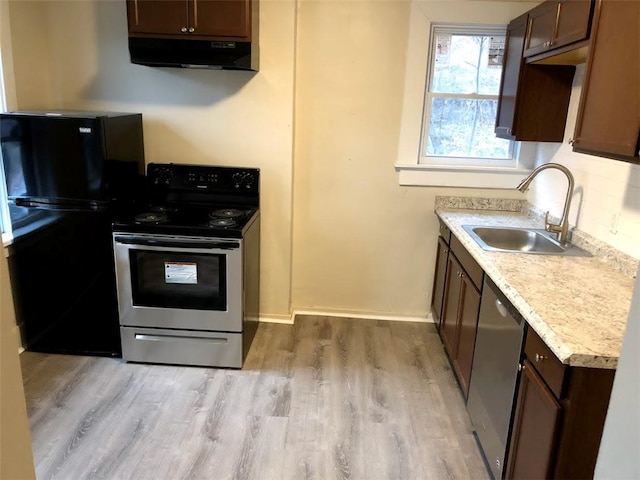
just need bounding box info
[128,37,258,71]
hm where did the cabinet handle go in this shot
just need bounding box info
[181,27,188,33]
[535,353,545,363]
[188,27,195,33]
[518,363,524,372]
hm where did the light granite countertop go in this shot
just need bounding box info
[435,197,637,370]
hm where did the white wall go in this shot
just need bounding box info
[594,267,640,479]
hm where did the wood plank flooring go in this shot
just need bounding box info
[20,316,490,480]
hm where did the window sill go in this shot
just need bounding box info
[395,163,532,189]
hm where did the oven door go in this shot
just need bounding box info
[113,233,243,332]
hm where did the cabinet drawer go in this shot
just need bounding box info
[524,328,566,398]
[450,235,483,290]
[438,219,451,244]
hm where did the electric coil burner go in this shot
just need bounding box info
[112,163,260,368]
[134,212,169,224]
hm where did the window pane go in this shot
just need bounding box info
[427,98,512,159]
[431,34,504,95]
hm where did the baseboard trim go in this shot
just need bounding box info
[257,314,295,325]
[258,310,436,325]
[292,309,433,324]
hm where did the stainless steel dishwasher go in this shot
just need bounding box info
[467,277,526,480]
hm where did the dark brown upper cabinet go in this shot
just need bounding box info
[495,12,575,142]
[524,0,594,61]
[127,0,252,41]
[572,0,640,163]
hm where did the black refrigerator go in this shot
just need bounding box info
[0,110,145,357]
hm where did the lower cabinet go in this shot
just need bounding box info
[431,217,615,479]
[439,235,483,399]
[506,359,562,479]
[430,228,450,330]
[506,328,616,479]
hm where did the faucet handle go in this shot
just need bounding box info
[544,211,561,233]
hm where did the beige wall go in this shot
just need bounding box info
[291,0,529,318]
[0,252,35,479]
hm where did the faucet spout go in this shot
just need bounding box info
[516,163,575,245]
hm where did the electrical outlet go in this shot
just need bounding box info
[609,212,620,235]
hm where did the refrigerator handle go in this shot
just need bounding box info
[13,197,107,212]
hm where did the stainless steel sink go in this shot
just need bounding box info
[462,225,591,256]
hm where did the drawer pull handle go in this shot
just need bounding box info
[535,353,545,362]
[135,334,228,345]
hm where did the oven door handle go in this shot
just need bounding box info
[113,236,240,250]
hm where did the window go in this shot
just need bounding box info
[420,24,516,167]
[395,8,535,188]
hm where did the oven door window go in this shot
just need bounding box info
[129,250,227,310]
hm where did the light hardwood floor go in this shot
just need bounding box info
[20,315,490,480]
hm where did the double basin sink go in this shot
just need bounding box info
[463,225,591,257]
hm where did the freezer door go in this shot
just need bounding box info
[1,115,106,202]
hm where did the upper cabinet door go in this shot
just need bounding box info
[573,0,640,162]
[524,1,558,57]
[554,0,593,47]
[127,0,189,36]
[524,0,593,59]
[191,0,252,40]
[495,13,528,140]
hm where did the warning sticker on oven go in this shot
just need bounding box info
[164,262,198,284]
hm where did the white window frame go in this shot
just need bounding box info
[0,50,12,244]
[394,4,535,189]
[0,4,17,244]
[420,24,516,167]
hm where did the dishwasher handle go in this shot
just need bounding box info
[485,277,525,326]
[495,298,509,317]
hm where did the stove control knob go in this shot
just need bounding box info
[231,172,243,189]
[242,173,256,189]
[153,167,174,186]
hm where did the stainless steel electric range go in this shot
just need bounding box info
[112,163,260,368]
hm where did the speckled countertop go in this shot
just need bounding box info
[435,197,637,370]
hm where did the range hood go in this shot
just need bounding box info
[128,37,257,71]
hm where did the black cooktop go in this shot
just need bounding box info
[112,163,260,239]
[113,204,258,238]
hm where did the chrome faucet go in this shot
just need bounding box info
[516,163,575,245]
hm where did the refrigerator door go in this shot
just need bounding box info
[7,210,122,356]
